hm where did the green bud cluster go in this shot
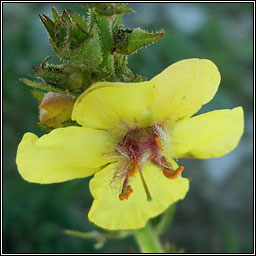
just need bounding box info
[20,3,165,129]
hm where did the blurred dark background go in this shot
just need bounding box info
[3,3,253,253]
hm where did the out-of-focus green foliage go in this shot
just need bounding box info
[3,3,253,253]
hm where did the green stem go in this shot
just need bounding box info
[155,204,176,234]
[134,222,164,253]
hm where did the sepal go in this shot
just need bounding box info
[113,28,165,55]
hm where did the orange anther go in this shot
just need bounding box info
[163,166,184,179]
[119,185,133,201]
[128,162,139,177]
[124,188,133,200]
[155,137,164,152]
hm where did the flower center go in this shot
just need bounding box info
[116,124,184,202]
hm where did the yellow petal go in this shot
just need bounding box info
[150,59,221,123]
[88,161,189,230]
[16,127,115,184]
[72,81,156,131]
[169,107,244,159]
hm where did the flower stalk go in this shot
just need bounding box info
[134,222,164,253]
[155,204,176,235]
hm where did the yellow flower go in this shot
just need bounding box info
[16,59,244,230]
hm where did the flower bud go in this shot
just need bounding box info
[39,92,75,128]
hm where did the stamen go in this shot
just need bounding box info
[119,185,133,201]
[128,162,139,177]
[125,187,133,200]
[163,166,184,179]
[154,137,164,152]
[139,171,153,202]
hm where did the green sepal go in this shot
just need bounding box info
[134,75,147,83]
[37,121,81,131]
[112,15,122,29]
[114,54,128,75]
[39,14,55,41]
[61,120,81,127]
[51,6,59,22]
[33,62,92,93]
[31,90,45,103]
[71,24,103,67]
[90,12,115,80]
[40,9,99,64]
[67,9,88,32]
[41,9,103,67]
[113,28,165,55]
[61,9,72,24]
[90,69,111,84]
[52,17,70,59]
[19,78,66,94]
[33,65,69,88]
[69,23,88,50]
[37,120,81,130]
[62,65,92,92]
[35,121,54,132]
[113,54,145,82]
